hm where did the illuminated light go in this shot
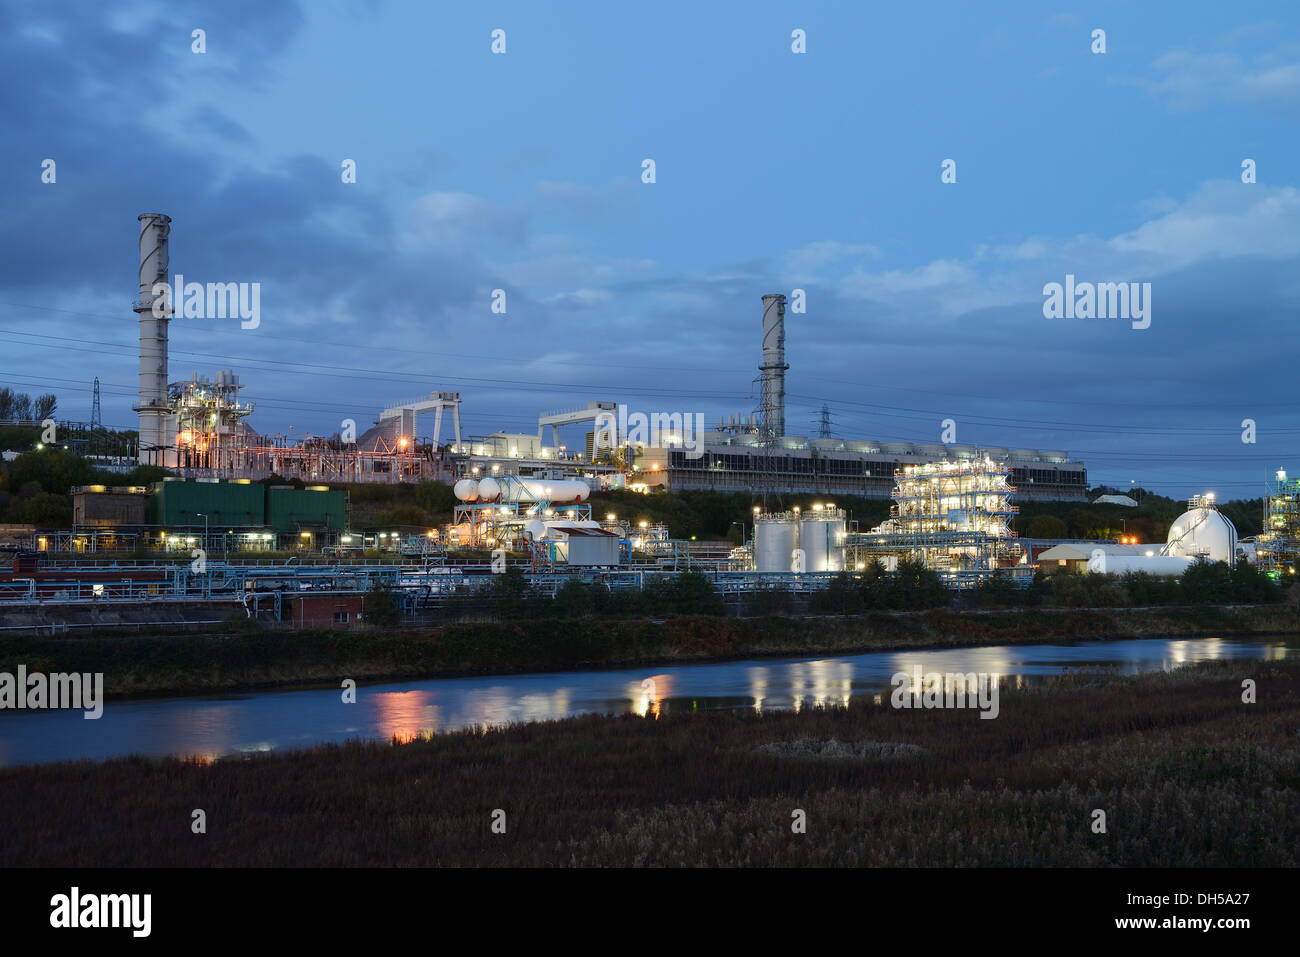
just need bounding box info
[491,464,500,472]
[342,536,353,543]
[752,506,761,514]
[606,513,616,521]
[400,437,409,449]
[1145,550,1154,557]
[638,520,648,528]
[426,531,435,538]
[300,532,312,539]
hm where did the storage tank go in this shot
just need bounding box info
[846,440,880,453]
[474,476,590,504]
[453,479,480,501]
[983,447,1009,460]
[1098,555,1194,577]
[882,442,914,455]
[799,509,846,572]
[811,438,844,452]
[523,519,546,541]
[779,435,809,449]
[754,514,799,572]
[917,443,946,457]
[1166,505,1238,564]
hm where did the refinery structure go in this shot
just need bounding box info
[125,214,1089,502]
[0,208,1269,626]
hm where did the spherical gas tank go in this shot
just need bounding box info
[1166,507,1238,563]
[453,479,480,502]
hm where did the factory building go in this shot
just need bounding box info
[124,215,1086,501]
[625,293,1087,501]
[635,440,1087,501]
[65,479,348,552]
[1258,470,1300,576]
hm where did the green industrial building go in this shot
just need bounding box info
[265,485,347,533]
[148,479,265,527]
[145,480,347,537]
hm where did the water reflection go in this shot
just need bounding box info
[0,636,1291,767]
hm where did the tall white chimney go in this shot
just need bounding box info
[759,293,787,440]
[134,213,172,466]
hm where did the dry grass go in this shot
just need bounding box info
[1,658,1297,866]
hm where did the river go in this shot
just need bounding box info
[0,634,1292,767]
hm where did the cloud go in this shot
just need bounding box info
[1141,43,1300,112]
[403,192,530,248]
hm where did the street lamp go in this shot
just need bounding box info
[196,512,208,553]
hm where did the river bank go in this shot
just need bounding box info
[1,657,1295,866]
[0,602,1295,699]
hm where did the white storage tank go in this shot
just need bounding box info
[474,476,590,504]
[1166,504,1237,564]
[453,478,480,501]
[754,513,799,572]
[799,509,847,572]
[1099,555,1194,577]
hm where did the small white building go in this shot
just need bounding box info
[551,526,621,566]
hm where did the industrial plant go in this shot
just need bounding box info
[0,211,1270,625]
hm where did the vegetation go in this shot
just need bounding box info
[972,561,1284,609]
[1,602,1294,698]
[2,658,1297,866]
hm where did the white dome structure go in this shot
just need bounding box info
[1165,503,1237,564]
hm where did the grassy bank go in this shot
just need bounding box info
[0,603,1296,698]
[2,658,1296,866]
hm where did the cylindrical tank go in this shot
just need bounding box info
[1098,555,1194,577]
[453,478,480,501]
[754,515,799,572]
[811,438,844,452]
[523,519,546,541]
[779,435,808,449]
[1166,507,1238,563]
[799,510,846,572]
[882,442,914,455]
[917,443,946,457]
[846,440,879,453]
[471,476,590,504]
